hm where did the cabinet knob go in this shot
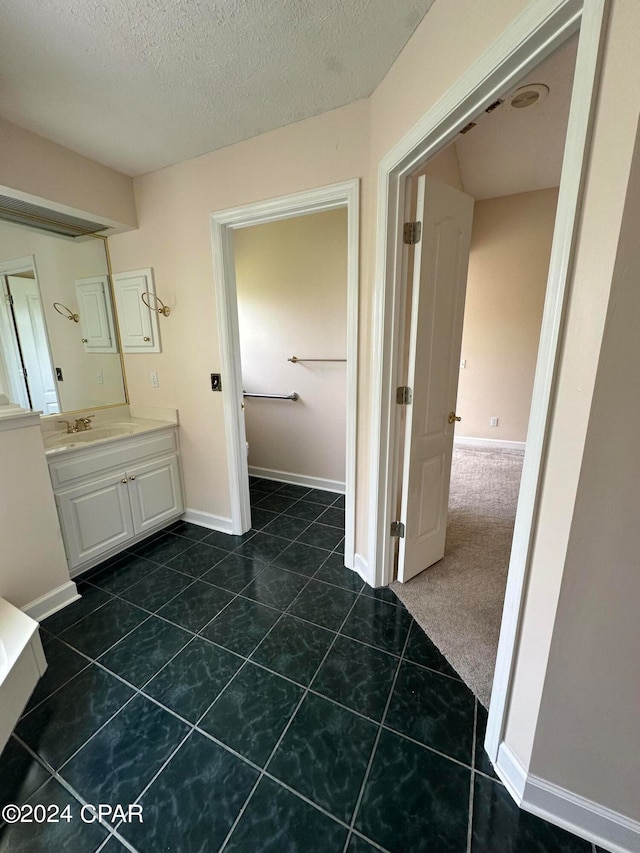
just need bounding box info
[143,336,150,342]
[129,475,136,481]
[121,478,128,484]
[82,338,88,343]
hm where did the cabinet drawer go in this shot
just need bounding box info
[49,430,177,489]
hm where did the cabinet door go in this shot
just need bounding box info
[56,474,134,568]
[127,455,183,535]
[75,276,118,353]
[112,268,161,353]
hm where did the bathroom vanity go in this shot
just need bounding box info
[45,410,184,576]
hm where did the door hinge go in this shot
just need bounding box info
[403,221,422,245]
[5,293,13,306]
[396,386,412,405]
[390,521,405,538]
[22,367,28,379]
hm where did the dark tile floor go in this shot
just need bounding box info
[0,478,598,852]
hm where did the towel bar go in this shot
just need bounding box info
[288,356,346,363]
[243,391,299,401]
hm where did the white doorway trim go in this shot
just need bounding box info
[367,0,606,766]
[210,179,359,569]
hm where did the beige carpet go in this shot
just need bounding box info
[391,444,524,708]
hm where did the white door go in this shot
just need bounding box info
[398,176,474,582]
[7,275,60,414]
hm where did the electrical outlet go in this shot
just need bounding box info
[460,359,466,369]
[150,371,159,388]
[97,369,104,385]
[211,373,222,391]
[490,416,499,427]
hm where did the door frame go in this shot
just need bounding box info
[210,179,359,568]
[368,0,606,763]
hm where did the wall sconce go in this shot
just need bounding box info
[141,291,171,317]
[53,302,79,322]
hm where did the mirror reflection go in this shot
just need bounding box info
[0,220,126,414]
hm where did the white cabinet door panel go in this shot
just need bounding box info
[75,276,118,353]
[128,455,183,535]
[112,268,161,352]
[56,474,135,568]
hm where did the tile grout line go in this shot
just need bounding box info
[35,616,481,814]
[27,498,477,852]
[216,582,369,852]
[81,520,349,616]
[15,494,345,849]
[342,616,414,852]
[110,725,196,849]
[76,571,424,682]
[35,554,480,776]
[12,732,140,852]
[467,700,478,853]
[175,554,325,731]
[24,610,157,719]
[35,554,475,760]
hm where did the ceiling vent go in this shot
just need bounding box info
[507,84,550,110]
[0,195,108,238]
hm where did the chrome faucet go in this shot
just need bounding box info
[57,415,94,434]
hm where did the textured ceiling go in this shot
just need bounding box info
[0,0,435,176]
[456,35,578,200]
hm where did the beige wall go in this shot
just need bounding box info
[422,144,465,191]
[528,117,640,821]
[0,420,71,609]
[457,189,558,442]
[234,210,348,486]
[108,99,369,522]
[0,222,125,412]
[0,117,137,230]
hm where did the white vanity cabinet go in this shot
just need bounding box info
[48,427,183,574]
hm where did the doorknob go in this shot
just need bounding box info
[448,412,461,424]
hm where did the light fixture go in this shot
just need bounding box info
[53,302,79,322]
[141,291,171,317]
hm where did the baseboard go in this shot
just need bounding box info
[353,553,372,586]
[22,581,80,622]
[182,509,234,534]
[455,436,526,451]
[248,466,345,495]
[496,741,528,804]
[497,742,640,853]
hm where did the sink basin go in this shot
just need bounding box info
[44,422,141,450]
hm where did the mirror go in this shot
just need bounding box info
[0,219,126,414]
